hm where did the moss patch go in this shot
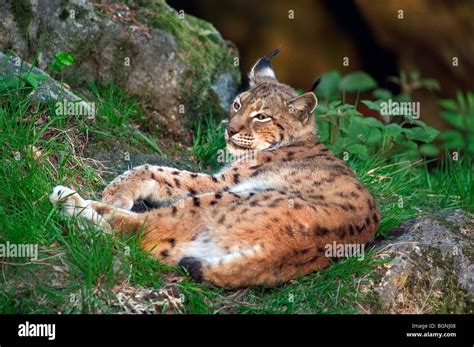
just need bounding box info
[399,247,472,313]
[427,248,472,313]
[138,0,240,122]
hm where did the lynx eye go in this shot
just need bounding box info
[232,101,241,111]
[252,113,271,122]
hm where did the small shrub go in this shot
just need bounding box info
[438,91,474,156]
[48,51,76,74]
[315,70,439,162]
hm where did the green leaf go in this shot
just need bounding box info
[22,74,39,88]
[0,76,21,91]
[440,130,464,149]
[328,100,342,109]
[404,126,439,143]
[399,149,420,161]
[441,112,464,129]
[361,100,381,111]
[339,71,377,93]
[373,88,392,101]
[315,102,328,114]
[346,143,368,155]
[366,128,383,145]
[344,108,362,118]
[395,94,411,102]
[423,127,440,143]
[384,123,403,137]
[468,138,474,153]
[31,73,49,81]
[400,140,418,149]
[346,117,368,141]
[316,120,331,142]
[419,143,440,157]
[48,51,76,73]
[316,70,341,101]
[335,136,353,148]
[56,51,75,66]
[355,152,370,160]
[410,119,429,128]
[439,99,458,112]
[456,91,466,111]
[361,117,385,129]
[410,70,420,81]
[48,63,60,74]
[420,78,440,91]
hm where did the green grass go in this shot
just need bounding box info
[192,115,226,171]
[0,81,472,314]
[235,253,386,314]
[84,83,165,157]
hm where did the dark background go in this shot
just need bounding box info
[168,0,474,130]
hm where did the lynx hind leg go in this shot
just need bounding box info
[49,186,111,231]
[180,255,332,288]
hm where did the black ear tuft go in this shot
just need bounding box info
[249,47,281,86]
[263,47,281,61]
[309,77,322,92]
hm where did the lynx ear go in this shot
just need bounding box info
[286,92,318,123]
[249,48,280,87]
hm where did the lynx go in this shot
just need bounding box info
[50,49,380,288]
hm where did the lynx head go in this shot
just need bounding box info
[225,48,318,156]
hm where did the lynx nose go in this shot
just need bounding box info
[226,126,238,137]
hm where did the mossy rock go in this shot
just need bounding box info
[0,0,240,137]
[367,210,474,313]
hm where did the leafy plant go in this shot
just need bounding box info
[314,70,440,161]
[316,70,376,102]
[388,70,440,96]
[48,51,76,74]
[0,70,48,96]
[0,54,49,97]
[438,91,474,155]
[0,51,75,101]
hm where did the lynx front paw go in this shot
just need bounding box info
[49,185,89,217]
[50,185,111,231]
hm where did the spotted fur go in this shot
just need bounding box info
[50,49,380,288]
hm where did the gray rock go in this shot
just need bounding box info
[0,0,240,136]
[92,149,174,177]
[368,210,473,313]
[0,51,94,115]
[212,71,239,110]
